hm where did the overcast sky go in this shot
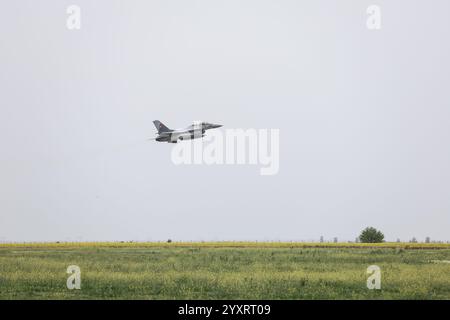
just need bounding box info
[1,0,449,242]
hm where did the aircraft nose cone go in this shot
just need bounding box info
[212,124,222,128]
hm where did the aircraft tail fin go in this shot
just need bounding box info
[153,120,171,133]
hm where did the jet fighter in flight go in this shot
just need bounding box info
[152,120,222,143]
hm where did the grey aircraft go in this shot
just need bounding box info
[152,120,222,143]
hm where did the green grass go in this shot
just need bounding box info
[0,243,449,299]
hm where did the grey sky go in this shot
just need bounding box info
[1,0,449,242]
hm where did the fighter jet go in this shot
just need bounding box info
[152,120,222,143]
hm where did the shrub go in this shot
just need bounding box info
[359,227,384,243]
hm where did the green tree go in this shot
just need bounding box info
[359,227,384,243]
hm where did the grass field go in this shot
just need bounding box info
[0,242,449,299]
